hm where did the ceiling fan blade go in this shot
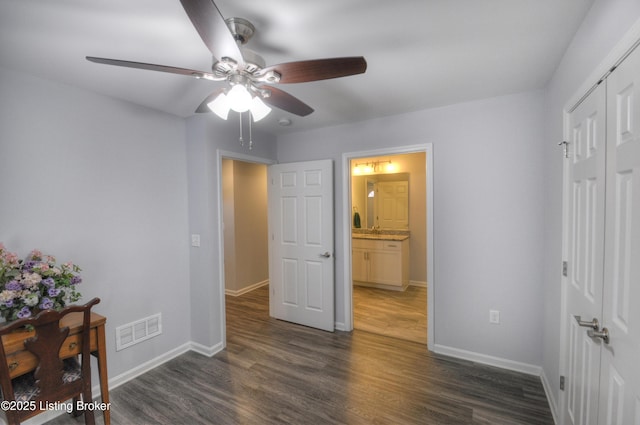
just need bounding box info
[86,56,216,80]
[261,85,314,116]
[195,88,226,113]
[179,0,243,63]
[257,57,367,84]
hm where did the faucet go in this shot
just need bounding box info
[370,224,380,234]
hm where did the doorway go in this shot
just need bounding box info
[343,144,435,348]
[221,158,269,297]
[217,150,274,344]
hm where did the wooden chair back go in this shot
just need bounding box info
[0,298,100,425]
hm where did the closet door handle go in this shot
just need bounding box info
[588,327,610,344]
[574,315,599,330]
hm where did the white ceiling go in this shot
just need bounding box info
[0,0,594,136]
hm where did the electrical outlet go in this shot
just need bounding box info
[191,234,201,247]
[489,310,500,324]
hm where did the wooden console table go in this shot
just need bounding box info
[1,312,110,425]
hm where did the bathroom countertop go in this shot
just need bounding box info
[352,233,410,241]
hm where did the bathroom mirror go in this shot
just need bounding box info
[352,173,409,230]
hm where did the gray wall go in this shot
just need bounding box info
[541,0,640,414]
[278,90,546,366]
[0,66,191,378]
[185,114,276,349]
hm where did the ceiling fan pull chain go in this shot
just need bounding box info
[238,112,244,147]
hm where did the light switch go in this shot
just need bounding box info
[191,234,201,247]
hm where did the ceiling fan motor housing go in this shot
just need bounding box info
[225,17,255,45]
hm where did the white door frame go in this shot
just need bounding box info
[558,18,640,424]
[341,143,435,349]
[215,149,276,347]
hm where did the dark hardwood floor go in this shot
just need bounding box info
[47,286,554,424]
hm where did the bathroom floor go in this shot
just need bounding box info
[353,285,427,344]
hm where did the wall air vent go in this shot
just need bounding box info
[115,313,162,351]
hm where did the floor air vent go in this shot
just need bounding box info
[115,313,162,351]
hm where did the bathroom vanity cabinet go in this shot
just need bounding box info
[352,236,409,290]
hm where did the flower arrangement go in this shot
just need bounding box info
[0,242,82,322]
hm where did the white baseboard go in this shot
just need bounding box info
[433,344,542,376]
[108,342,193,390]
[190,341,225,357]
[409,280,427,288]
[225,279,269,297]
[540,369,559,424]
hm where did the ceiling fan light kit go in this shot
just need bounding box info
[207,87,272,122]
[207,92,230,119]
[227,84,252,112]
[249,96,272,122]
[86,0,367,148]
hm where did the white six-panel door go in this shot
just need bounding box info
[268,160,335,332]
[565,82,607,425]
[564,44,640,425]
[376,181,409,230]
[597,44,640,425]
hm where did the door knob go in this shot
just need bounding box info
[587,327,610,344]
[574,315,599,330]
[320,252,332,258]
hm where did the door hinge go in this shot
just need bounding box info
[560,375,565,391]
[558,141,569,159]
[562,261,568,277]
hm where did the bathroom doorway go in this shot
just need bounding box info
[349,151,428,344]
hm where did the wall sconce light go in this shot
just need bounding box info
[353,160,393,174]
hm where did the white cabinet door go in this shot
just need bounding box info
[352,248,368,282]
[368,250,402,286]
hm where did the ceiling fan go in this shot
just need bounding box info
[86,0,367,124]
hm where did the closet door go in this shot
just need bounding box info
[564,82,607,425]
[597,44,640,425]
